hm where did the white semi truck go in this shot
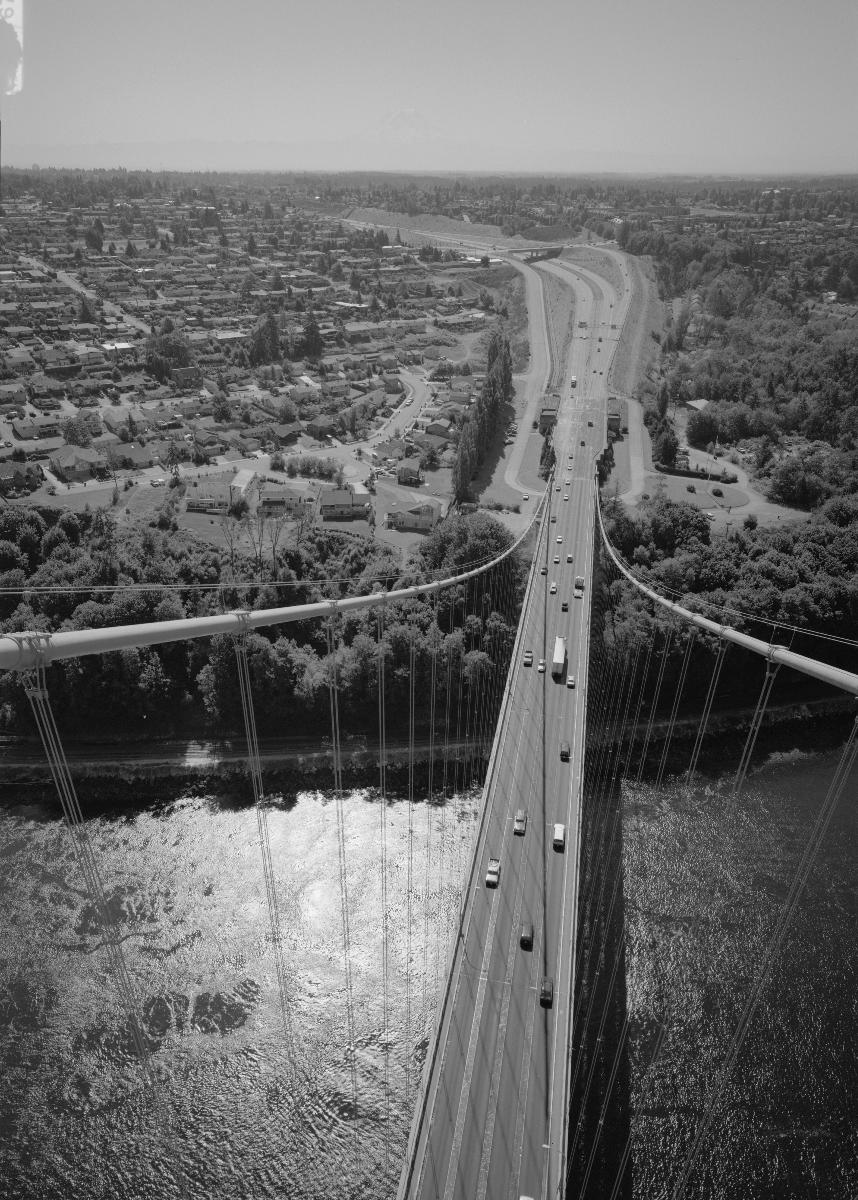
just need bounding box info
[551,635,567,680]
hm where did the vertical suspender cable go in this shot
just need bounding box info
[655,627,698,788]
[325,615,359,1156]
[232,632,296,1070]
[405,620,416,1107]
[686,640,729,785]
[734,658,781,796]
[375,603,391,1169]
[635,624,675,783]
[673,714,858,1199]
[422,593,439,1041]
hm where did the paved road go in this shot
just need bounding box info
[400,250,629,1200]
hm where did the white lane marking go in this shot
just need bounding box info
[475,839,529,1200]
[507,890,545,1200]
[441,629,538,1200]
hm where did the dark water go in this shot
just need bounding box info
[1,746,855,1200]
[622,747,858,1199]
[0,787,480,1200]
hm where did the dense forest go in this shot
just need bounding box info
[0,507,526,740]
[621,207,858,508]
[599,493,858,711]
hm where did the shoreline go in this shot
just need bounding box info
[1,694,851,804]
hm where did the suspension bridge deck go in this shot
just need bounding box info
[400,269,615,1200]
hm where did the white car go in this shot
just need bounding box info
[150,478,166,487]
[550,582,557,595]
[537,659,546,673]
[485,858,501,888]
[522,493,529,501]
[556,535,563,544]
[553,554,560,564]
[563,495,569,502]
[566,553,573,563]
[513,810,527,836]
[566,676,575,689]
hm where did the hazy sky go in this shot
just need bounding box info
[3,0,857,174]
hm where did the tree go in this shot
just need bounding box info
[301,311,323,360]
[61,416,93,448]
[212,393,231,423]
[79,296,97,325]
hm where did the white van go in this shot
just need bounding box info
[552,823,566,851]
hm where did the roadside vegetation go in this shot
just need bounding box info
[0,506,524,739]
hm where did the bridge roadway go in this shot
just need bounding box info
[400,255,630,1200]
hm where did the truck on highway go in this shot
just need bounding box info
[551,636,567,680]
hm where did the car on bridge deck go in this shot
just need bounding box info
[553,823,566,850]
[541,565,548,575]
[523,650,533,667]
[513,810,527,836]
[520,922,534,951]
[539,977,554,1009]
[588,419,593,426]
[560,741,570,762]
[574,576,585,597]
[550,582,557,594]
[556,534,563,543]
[551,515,557,523]
[566,553,573,563]
[563,494,569,501]
[566,675,575,689]
[485,858,501,888]
[553,554,560,564]
[537,658,546,673]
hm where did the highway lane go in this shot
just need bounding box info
[401,249,631,1200]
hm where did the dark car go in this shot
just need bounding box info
[520,922,534,951]
[539,976,554,1008]
[712,486,723,497]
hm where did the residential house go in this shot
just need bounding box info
[306,414,336,439]
[230,469,257,505]
[172,365,203,389]
[320,489,369,521]
[0,459,41,494]
[49,445,107,482]
[397,459,422,486]
[185,484,231,514]
[13,415,60,440]
[257,488,313,517]
[386,503,442,532]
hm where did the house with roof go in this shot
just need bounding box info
[49,445,107,482]
[319,489,370,521]
[385,502,442,533]
[13,415,60,441]
[0,459,41,494]
[397,458,422,486]
[306,414,336,439]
